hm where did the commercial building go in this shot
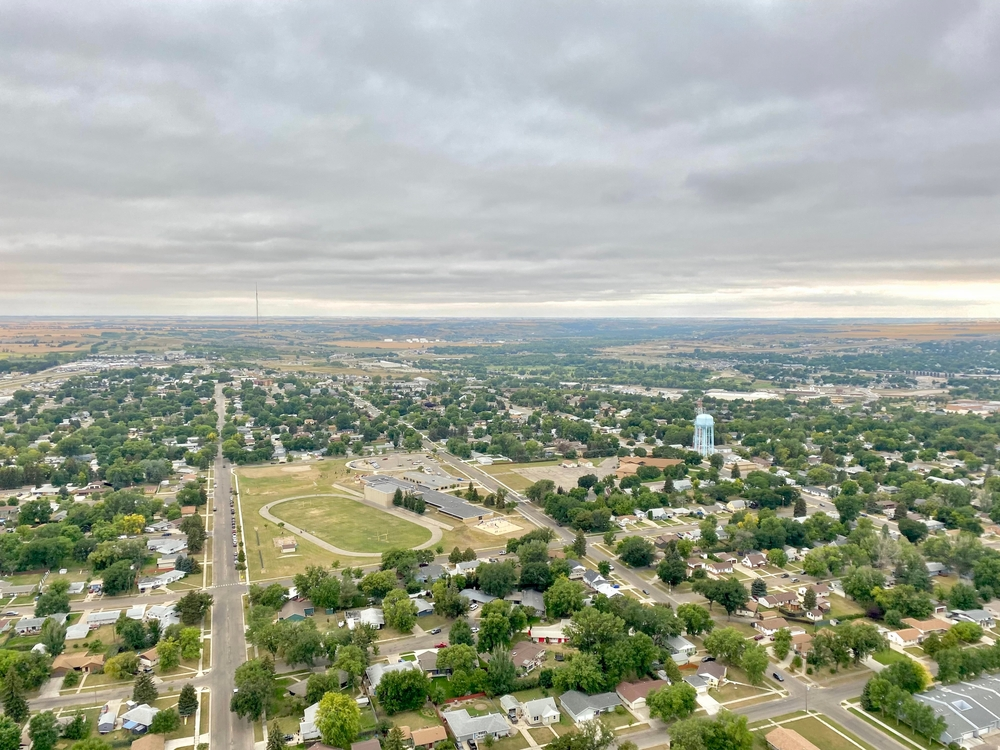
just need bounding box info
[913,674,1000,744]
[362,475,496,524]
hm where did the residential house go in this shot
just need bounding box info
[412,598,434,617]
[759,592,799,610]
[782,546,801,562]
[901,617,952,639]
[346,608,385,630]
[411,727,448,748]
[277,599,315,622]
[686,558,706,572]
[887,629,921,649]
[953,609,996,629]
[414,564,446,584]
[98,709,117,734]
[364,660,420,693]
[300,702,322,742]
[352,740,381,750]
[741,552,767,569]
[66,622,90,641]
[505,589,545,617]
[139,647,160,669]
[559,691,621,724]
[417,650,448,678]
[726,499,747,512]
[648,508,668,521]
[697,661,727,688]
[765,727,821,750]
[582,570,607,590]
[16,612,68,636]
[522,697,560,726]
[706,561,733,578]
[665,634,697,664]
[755,618,791,637]
[683,674,710,695]
[500,695,522,720]
[791,632,813,656]
[51,653,105,675]
[529,620,570,644]
[510,641,546,674]
[459,589,496,606]
[86,610,122,629]
[442,710,511,743]
[121,704,160,734]
[452,559,482,575]
[568,561,587,580]
[616,680,667,711]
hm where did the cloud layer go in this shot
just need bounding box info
[2,0,1000,317]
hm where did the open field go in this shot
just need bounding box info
[237,460,362,579]
[753,714,876,750]
[272,494,433,553]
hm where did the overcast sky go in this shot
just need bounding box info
[2,0,1000,318]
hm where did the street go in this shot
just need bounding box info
[209,383,255,750]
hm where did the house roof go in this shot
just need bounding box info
[510,641,546,668]
[523,697,559,719]
[53,652,105,671]
[698,662,727,680]
[288,679,309,698]
[121,704,159,728]
[901,617,951,633]
[411,726,448,746]
[559,690,621,718]
[352,739,381,750]
[365,659,420,690]
[765,728,821,750]
[616,680,667,704]
[442,709,509,737]
[417,651,438,672]
[891,628,921,642]
[459,588,496,604]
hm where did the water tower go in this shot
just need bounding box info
[693,405,715,457]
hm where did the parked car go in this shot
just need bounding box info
[702,656,716,663]
[753,634,765,641]
[429,628,442,635]
[469,603,479,611]
[772,672,784,682]
[471,627,480,634]
[781,573,790,578]
[434,642,448,649]
[642,589,649,595]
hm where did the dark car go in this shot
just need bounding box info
[772,672,784,682]
[781,573,790,578]
[702,656,716,663]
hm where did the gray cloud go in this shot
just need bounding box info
[1,0,1000,317]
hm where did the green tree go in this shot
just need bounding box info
[178,684,199,718]
[230,658,276,722]
[703,627,746,665]
[316,691,361,749]
[0,717,20,750]
[66,739,112,750]
[35,580,71,617]
[359,570,398,599]
[669,712,753,750]
[740,644,769,686]
[647,682,697,722]
[793,496,807,517]
[544,576,585,619]
[449,619,475,647]
[384,726,407,750]
[478,561,519,599]
[40,618,67,657]
[149,709,180,735]
[676,604,714,636]
[267,722,285,750]
[572,530,587,557]
[436,645,478,676]
[750,579,767,599]
[179,628,202,660]
[485,648,517,697]
[29,711,59,750]
[2,669,29,724]
[102,560,137,596]
[176,591,213,625]
[382,589,418,634]
[133,672,159,704]
[477,613,513,652]
[772,628,792,661]
[157,639,181,672]
[802,588,817,611]
[615,537,655,567]
[61,713,90,741]
[336,645,368,689]
[375,668,431,714]
[179,515,207,554]
[104,652,140,679]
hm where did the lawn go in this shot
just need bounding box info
[872,649,912,667]
[755,716,876,750]
[272,494,432,553]
[848,708,943,749]
[492,733,530,750]
[827,596,865,619]
[236,461,367,579]
[529,727,557,745]
[383,707,441,730]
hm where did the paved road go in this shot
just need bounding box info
[210,385,254,750]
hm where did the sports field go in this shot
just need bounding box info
[271,494,432,553]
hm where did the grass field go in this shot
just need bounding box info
[272,494,432,553]
[754,715,876,750]
[847,707,942,749]
[237,460,360,579]
[872,649,912,667]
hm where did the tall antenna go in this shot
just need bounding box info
[255,284,259,327]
